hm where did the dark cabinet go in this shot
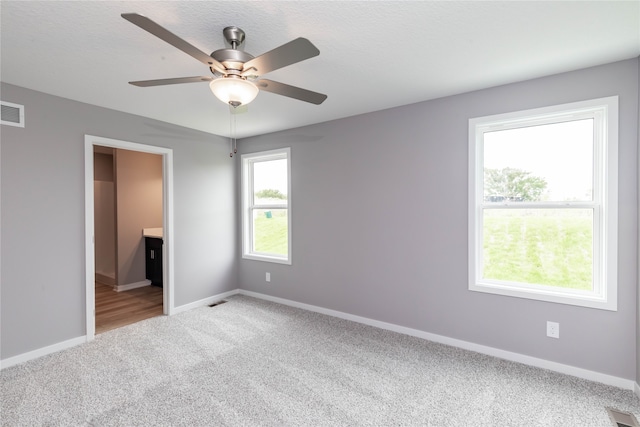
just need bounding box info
[145,237,163,287]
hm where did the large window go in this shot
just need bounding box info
[241,148,291,264]
[468,97,618,310]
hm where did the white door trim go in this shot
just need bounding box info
[84,135,175,341]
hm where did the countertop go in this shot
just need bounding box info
[142,228,163,238]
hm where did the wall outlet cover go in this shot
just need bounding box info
[547,321,559,338]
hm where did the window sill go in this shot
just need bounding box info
[469,281,616,311]
[242,253,291,265]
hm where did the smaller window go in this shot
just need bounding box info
[241,148,291,264]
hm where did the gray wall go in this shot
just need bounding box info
[0,83,237,359]
[238,59,639,380]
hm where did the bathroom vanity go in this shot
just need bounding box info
[142,228,163,287]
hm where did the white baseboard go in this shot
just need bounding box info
[0,336,87,370]
[238,289,635,391]
[635,382,640,401]
[115,280,151,292]
[172,289,240,315]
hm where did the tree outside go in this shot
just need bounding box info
[484,167,547,202]
[255,188,287,200]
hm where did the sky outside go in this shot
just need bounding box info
[483,119,594,201]
[253,158,288,195]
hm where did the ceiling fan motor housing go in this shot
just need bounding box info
[209,27,255,76]
[210,48,254,75]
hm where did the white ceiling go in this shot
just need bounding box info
[2,1,639,138]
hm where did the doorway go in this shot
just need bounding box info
[84,135,174,341]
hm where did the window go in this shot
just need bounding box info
[241,148,291,264]
[468,97,618,310]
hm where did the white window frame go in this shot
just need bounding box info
[468,97,618,310]
[241,147,292,265]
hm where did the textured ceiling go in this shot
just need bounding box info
[2,1,639,138]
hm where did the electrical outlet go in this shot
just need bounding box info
[266,272,271,282]
[547,321,559,338]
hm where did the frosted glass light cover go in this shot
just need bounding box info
[209,78,259,106]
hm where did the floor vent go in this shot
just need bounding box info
[607,408,640,427]
[208,300,227,307]
[1,101,25,127]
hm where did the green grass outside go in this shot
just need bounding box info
[483,210,593,290]
[254,210,288,256]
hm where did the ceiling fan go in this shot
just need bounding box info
[122,13,327,107]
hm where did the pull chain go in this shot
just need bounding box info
[229,104,235,157]
[229,103,239,157]
[233,111,238,154]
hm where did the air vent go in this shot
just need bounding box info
[607,408,640,427]
[1,101,25,127]
[208,300,227,307]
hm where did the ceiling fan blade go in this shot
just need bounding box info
[122,13,226,73]
[242,38,319,77]
[129,76,213,87]
[257,79,327,105]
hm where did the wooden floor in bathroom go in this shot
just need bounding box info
[95,282,163,334]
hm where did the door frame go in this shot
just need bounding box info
[84,135,175,341]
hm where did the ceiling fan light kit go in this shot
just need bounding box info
[122,13,327,107]
[209,77,259,107]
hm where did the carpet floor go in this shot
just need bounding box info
[2,295,639,426]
